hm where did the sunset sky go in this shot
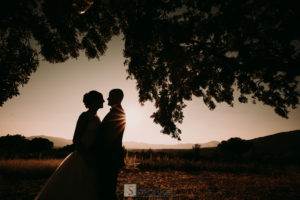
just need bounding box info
[0,36,300,144]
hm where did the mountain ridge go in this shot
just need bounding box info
[26,129,300,150]
[26,135,219,149]
[249,130,300,155]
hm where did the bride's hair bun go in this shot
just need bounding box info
[83,90,103,108]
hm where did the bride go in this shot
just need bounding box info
[35,90,105,200]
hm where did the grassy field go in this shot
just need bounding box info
[1,158,300,200]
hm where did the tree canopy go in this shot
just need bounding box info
[0,134,53,158]
[1,0,299,140]
[218,137,253,155]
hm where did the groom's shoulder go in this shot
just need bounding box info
[112,105,125,113]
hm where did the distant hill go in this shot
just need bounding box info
[26,135,219,149]
[123,141,219,149]
[27,130,300,152]
[27,135,72,148]
[249,130,300,156]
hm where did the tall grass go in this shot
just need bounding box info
[126,149,300,174]
[1,149,299,179]
[0,159,62,178]
[137,158,282,174]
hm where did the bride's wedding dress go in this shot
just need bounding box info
[34,151,99,200]
[35,112,101,200]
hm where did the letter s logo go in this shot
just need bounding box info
[128,186,134,195]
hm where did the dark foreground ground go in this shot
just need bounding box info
[1,167,300,200]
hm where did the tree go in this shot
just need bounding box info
[192,144,201,160]
[192,144,201,152]
[29,137,54,153]
[0,134,29,158]
[218,137,253,155]
[1,0,299,140]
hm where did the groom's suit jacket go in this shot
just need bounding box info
[96,105,126,169]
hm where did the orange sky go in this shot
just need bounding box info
[0,37,299,144]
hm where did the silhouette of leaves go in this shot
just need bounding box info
[1,0,299,139]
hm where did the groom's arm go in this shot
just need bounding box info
[95,109,126,168]
[102,110,125,151]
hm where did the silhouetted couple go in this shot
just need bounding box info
[35,89,126,200]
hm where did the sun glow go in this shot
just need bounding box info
[126,107,142,125]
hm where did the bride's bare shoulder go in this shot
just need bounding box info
[79,111,99,121]
[78,111,91,121]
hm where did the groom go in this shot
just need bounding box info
[95,89,126,199]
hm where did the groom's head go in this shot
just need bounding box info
[108,89,124,106]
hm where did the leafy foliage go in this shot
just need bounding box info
[0,135,29,156]
[29,137,54,153]
[192,144,201,151]
[0,0,119,105]
[1,0,299,139]
[0,134,53,158]
[218,137,253,155]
